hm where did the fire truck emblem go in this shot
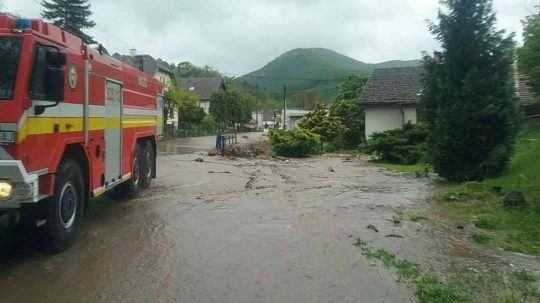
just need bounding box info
[68,65,78,89]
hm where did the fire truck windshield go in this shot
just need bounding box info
[0,38,22,100]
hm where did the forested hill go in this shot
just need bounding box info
[238,48,420,103]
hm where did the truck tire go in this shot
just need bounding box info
[140,141,154,189]
[113,143,142,198]
[43,159,84,253]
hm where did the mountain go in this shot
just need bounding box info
[238,48,420,105]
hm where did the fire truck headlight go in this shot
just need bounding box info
[0,182,13,200]
[0,131,16,145]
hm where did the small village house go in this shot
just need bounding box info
[178,78,227,114]
[252,109,276,130]
[359,66,423,139]
[283,109,312,130]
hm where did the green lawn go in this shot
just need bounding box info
[438,120,540,255]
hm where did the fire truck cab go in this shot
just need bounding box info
[0,15,163,251]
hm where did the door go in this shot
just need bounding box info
[105,81,122,185]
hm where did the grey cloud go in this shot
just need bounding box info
[4,0,535,75]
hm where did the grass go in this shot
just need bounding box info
[354,239,467,302]
[354,240,540,303]
[374,161,432,175]
[437,120,540,255]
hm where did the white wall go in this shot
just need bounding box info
[365,106,404,139]
[252,112,264,129]
[284,109,312,130]
[403,106,417,125]
[200,101,210,114]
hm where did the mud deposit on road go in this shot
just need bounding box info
[1,152,523,303]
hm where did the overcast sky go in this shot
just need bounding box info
[4,0,538,75]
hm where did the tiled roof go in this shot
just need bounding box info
[359,66,424,105]
[178,78,225,101]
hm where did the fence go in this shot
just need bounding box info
[216,133,238,155]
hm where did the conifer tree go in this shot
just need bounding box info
[41,0,96,44]
[422,0,518,182]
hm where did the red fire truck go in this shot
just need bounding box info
[0,15,164,251]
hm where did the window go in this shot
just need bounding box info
[29,45,60,100]
[0,38,22,100]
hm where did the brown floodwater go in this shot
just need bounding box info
[0,141,537,302]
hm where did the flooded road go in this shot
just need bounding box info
[157,133,263,156]
[1,136,530,303]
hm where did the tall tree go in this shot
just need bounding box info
[518,5,540,97]
[41,0,96,44]
[298,104,347,150]
[422,0,518,182]
[209,90,255,128]
[330,100,365,147]
[166,88,205,128]
[336,75,367,101]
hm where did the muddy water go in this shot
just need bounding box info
[158,132,264,156]
[3,145,531,302]
[0,153,429,303]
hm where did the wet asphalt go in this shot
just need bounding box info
[1,134,531,303]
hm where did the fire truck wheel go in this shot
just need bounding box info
[113,144,142,198]
[141,141,154,189]
[44,159,84,253]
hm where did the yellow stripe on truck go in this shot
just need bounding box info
[17,116,156,143]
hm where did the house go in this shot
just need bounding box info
[283,109,312,130]
[252,109,275,129]
[178,78,226,114]
[515,72,540,119]
[359,66,423,139]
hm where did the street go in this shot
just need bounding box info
[0,134,523,303]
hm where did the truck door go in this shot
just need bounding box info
[105,80,122,185]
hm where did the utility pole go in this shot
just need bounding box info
[282,85,287,130]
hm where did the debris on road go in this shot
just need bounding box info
[245,176,257,190]
[195,157,204,163]
[386,234,404,238]
[388,216,401,225]
[208,171,232,174]
[224,141,270,158]
[367,224,379,233]
[328,166,336,173]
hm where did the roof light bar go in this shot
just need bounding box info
[15,18,31,30]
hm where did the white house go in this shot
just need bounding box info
[283,109,312,130]
[359,66,423,139]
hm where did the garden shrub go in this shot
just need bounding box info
[366,123,429,165]
[269,128,320,157]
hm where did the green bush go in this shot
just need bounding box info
[200,114,217,133]
[366,123,429,165]
[269,128,320,157]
